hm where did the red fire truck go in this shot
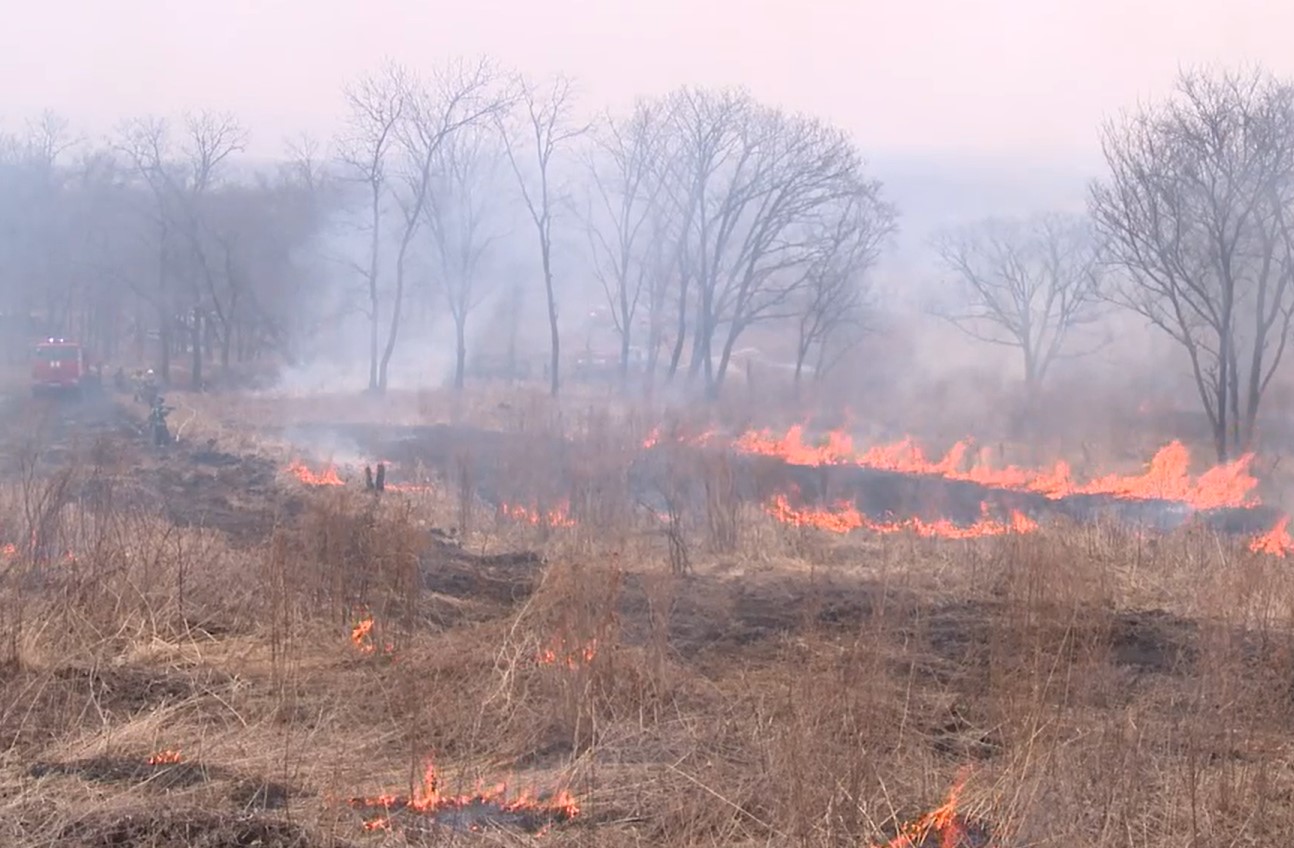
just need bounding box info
[31,338,100,397]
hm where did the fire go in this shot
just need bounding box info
[347,757,579,833]
[350,610,395,656]
[1250,516,1294,557]
[641,425,719,450]
[286,459,344,486]
[767,495,1037,539]
[501,502,576,528]
[537,635,598,669]
[147,750,183,766]
[732,426,1257,511]
[869,772,986,848]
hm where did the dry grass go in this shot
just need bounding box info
[0,387,1289,847]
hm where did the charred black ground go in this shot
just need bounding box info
[276,420,1277,536]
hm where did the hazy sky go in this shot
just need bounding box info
[1,0,1288,164]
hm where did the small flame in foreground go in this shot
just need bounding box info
[351,612,395,657]
[767,495,1037,539]
[147,750,183,766]
[537,636,598,670]
[287,460,344,486]
[347,758,579,832]
[501,502,576,528]
[732,426,1257,511]
[1250,516,1294,557]
[870,772,985,848]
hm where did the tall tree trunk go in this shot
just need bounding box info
[1216,323,1231,462]
[619,332,631,386]
[158,313,171,385]
[542,239,560,397]
[377,246,409,393]
[367,184,382,393]
[190,308,203,391]
[711,323,742,400]
[454,313,467,390]
[667,276,689,380]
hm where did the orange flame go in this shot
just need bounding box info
[537,636,598,670]
[147,750,183,765]
[733,426,1257,511]
[870,772,982,848]
[767,495,1037,540]
[287,460,344,486]
[351,612,395,657]
[348,757,579,831]
[501,502,576,528]
[1250,516,1294,557]
[642,425,720,450]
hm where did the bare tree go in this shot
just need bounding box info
[336,61,412,392]
[793,191,895,391]
[498,73,589,397]
[173,110,248,387]
[1091,67,1294,460]
[377,57,509,392]
[422,122,508,389]
[660,87,884,396]
[583,98,669,383]
[284,132,325,194]
[115,116,181,380]
[655,87,742,386]
[933,212,1103,402]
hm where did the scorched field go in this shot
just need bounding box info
[0,382,1291,848]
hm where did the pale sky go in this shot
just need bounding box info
[1,0,1288,164]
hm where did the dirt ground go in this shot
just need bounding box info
[0,385,1288,847]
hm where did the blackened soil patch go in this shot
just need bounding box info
[350,797,577,837]
[888,815,993,847]
[27,755,295,809]
[152,451,297,543]
[420,529,543,605]
[0,664,232,751]
[30,756,212,789]
[55,808,352,848]
[1109,608,1199,673]
[49,663,221,715]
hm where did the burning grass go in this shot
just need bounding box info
[347,757,580,836]
[3,393,1294,846]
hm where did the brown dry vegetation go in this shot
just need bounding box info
[0,387,1288,847]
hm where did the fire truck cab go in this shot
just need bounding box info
[31,338,96,397]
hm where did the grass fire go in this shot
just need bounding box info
[14,45,1294,846]
[1,378,1291,848]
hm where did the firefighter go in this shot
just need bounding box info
[148,394,174,446]
[133,369,158,405]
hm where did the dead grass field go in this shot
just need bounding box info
[0,384,1288,847]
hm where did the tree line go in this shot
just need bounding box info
[2,62,1293,459]
[0,59,895,401]
[935,68,1294,462]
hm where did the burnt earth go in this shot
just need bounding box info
[350,797,576,836]
[279,421,1275,539]
[420,528,544,605]
[53,808,350,848]
[27,755,295,809]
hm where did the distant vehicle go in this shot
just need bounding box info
[31,338,100,397]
